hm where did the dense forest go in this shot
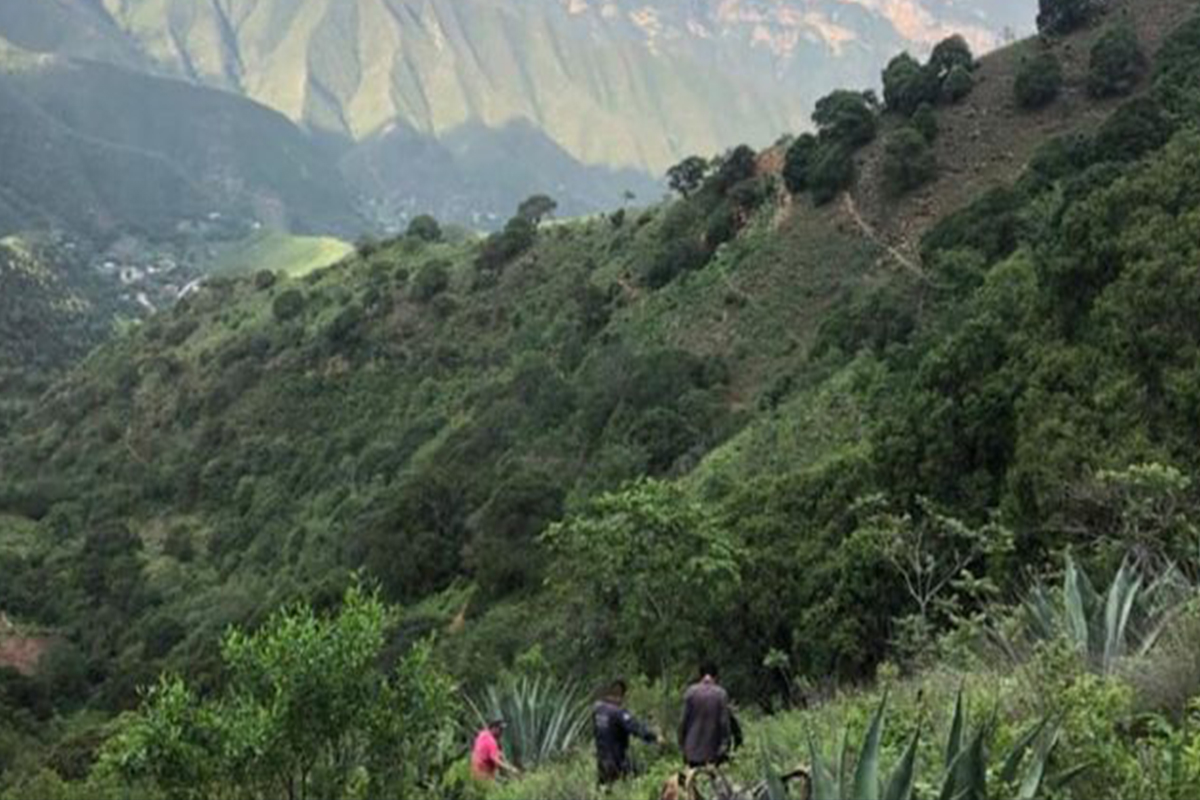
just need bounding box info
[5,0,1200,797]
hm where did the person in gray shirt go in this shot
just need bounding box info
[678,661,743,767]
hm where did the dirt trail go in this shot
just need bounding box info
[841,194,927,281]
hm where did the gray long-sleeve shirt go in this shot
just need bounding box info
[679,678,739,766]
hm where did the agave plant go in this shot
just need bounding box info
[467,675,590,769]
[1013,553,1189,675]
[807,693,921,800]
[937,688,1088,800]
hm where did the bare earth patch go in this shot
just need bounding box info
[0,612,54,676]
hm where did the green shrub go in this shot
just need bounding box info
[407,214,442,243]
[930,35,975,78]
[912,102,939,142]
[666,155,709,197]
[882,127,937,196]
[101,584,461,800]
[783,133,819,194]
[809,143,855,205]
[476,216,538,271]
[813,90,878,147]
[412,260,450,302]
[271,289,305,322]
[1038,0,1100,35]
[711,145,758,194]
[1015,51,1064,109]
[1088,25,1147,98]
[883,53,939,115]
[1094,96,1176,162]
[1154,13,1200,117]
[252,270,276,291]
[942,64,975,103]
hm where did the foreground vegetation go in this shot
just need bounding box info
[5,0,1200,796]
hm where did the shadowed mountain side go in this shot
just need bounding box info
[341,119,662,231]
[0,43,359,241]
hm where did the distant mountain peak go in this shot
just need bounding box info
[20,0,1033,172]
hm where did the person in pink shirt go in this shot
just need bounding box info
[471,718,520,782]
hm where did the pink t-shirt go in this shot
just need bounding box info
[471,729,502,780]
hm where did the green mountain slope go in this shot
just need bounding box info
[4,0,1200,792]
[83,0,1036,172]
[0,39,358,241]
[0,0,1039,227]
[0,233,131,437]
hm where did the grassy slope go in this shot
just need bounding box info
[205,231,354,278]
[844,0,1198,259]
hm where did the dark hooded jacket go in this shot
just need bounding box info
[593,700,655,782]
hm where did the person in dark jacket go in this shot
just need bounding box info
[593,679,659,785]
[678,662,743,767]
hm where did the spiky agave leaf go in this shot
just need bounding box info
[945,687,965,771]
[1101,558,1142,674]
[758,739,790,800]
[882,727,920,800]
[1063,555,1091,660]
[808,734,839,800]
[851,692,888,800]
[1016,721,1061,800]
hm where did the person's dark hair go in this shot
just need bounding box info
[488,717,506,730]
[700,660,720,680]
[608,678,628,698]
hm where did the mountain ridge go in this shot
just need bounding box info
[3,0,1037,172]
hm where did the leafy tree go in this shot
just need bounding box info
[1015,51,1064,109]
[1093,96,1175,162]
[883,53,939,116]
[813,90,878,147]
[516,194,557,225]
[464,467,564,599]
[1088,25,1147,98]
[882,127,938,196]
[809,143,855,205]
[711,145,758,194]
[1038,0,1100,35]
[271,289,305,322]
[912,102,939,142]
[542,479,744,678]
[102,584,461,800]
[666,156,709,197]
[476,215,538,272]
[942,64,975,103]
[406,214,442,243]
[783,133,819,194]
[411,260,450,302]
[930,35,975,78]
[1154,13,1200,117]
[854,495,1012,652]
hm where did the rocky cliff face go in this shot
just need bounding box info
[28,0,1034,172]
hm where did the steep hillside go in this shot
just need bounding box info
[0,0,1037,225]
[84,0,1037,173]
[0,233,130,436]
[0,38,358,241]
[5,0,1200,793]
[845,0,1200,258]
